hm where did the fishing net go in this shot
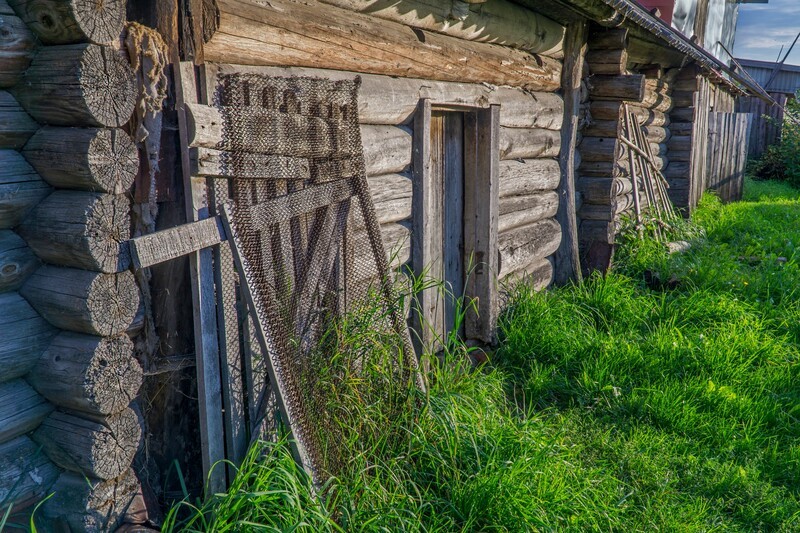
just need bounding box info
[213,73,422,483]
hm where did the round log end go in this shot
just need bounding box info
[19,44,136,128]
[23,127,139,194]
[29,333,142,415]
[87,271,140,336]
[9,0,126,45]
[18,191,132,273]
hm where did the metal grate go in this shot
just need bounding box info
[214,74,423,484]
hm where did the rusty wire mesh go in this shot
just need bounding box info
[215,73,421,483]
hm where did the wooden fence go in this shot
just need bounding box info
[736,93,789,160]
[705,112,753,203]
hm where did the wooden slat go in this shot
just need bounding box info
[411,99,441,354]
[175,60,226,495]
[247,179,356,227]
[464,105,500,343]
[553,20,586,285]
[443,112,464,339]
[208,177,248,477]
[190,147,312,180]
[129,216,226,269]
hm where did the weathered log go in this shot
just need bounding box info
[374,196,412,225]
[498,218,561,278]
[21,266,140,336]
[499,191,558,233]
[636,91,673,113]
[588,28,628,50]
[627,36,685,67]
[669,122,693,135]
[0,150,51,229]
[499,159,560,197]
[206,65,566,127]
[578,177,632,204]
[36,469,140,532]
[185,104,414,176]
[579,160,628,177]
[317,0,564,56]
[502,256,553,290]
[382,222,411,267]
[643,125,670,143]
[589,75,645,101]
[671,107,695,124]
[580,137,619,162]
[663,162,690,179]
[28,333,141,416]
[0,379,53,443]
[579,193,634,221]
[23,127,138,194]
[584,119,619,138]
[0,230,38,293]
[589,100,622,121]
[585,49,628,75]
[33,407,142,480]
[18,191,131,273]
[0,91,37,148]
[669,150,691,162]
[204,0,562,92]
[368,174,412,224]
[6,0,126,45]
[579,219,617,244]
[0,436,60,510]
[15,44,136,127]
[668,135,692,152]
[368,173,411,204]
[499,127,560,160]
[0,1,35,88]
[666,177,691,190]
[671,91,695,108]
[363,125,413,176]
[0,292,56,381]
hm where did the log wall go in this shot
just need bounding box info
[0,0,144,528]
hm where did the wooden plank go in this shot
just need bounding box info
[175,60,226,495]
[190,148,312,180]
[207,177,248,478]
[411,99,441,354]
[129,216,226,269]
[553,20,586,285]
[247,179,356,227]
[464,106,500,343]
[443,112,464,339]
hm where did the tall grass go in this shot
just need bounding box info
[164,178,800,532]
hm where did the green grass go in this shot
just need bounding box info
[164,179,800,532]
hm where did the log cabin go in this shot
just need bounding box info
[0,0,767,529]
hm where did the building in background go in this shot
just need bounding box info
[638,0,768,64]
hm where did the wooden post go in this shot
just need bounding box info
[175,60,226,494]
[554,20,586,285]
[411,98,440,354]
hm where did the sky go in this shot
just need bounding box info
[733,0,800,65]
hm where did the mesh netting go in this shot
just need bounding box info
[215,73,421,483]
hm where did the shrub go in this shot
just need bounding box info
[751,95,800,186]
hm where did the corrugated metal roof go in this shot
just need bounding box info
[735,58,800,94]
